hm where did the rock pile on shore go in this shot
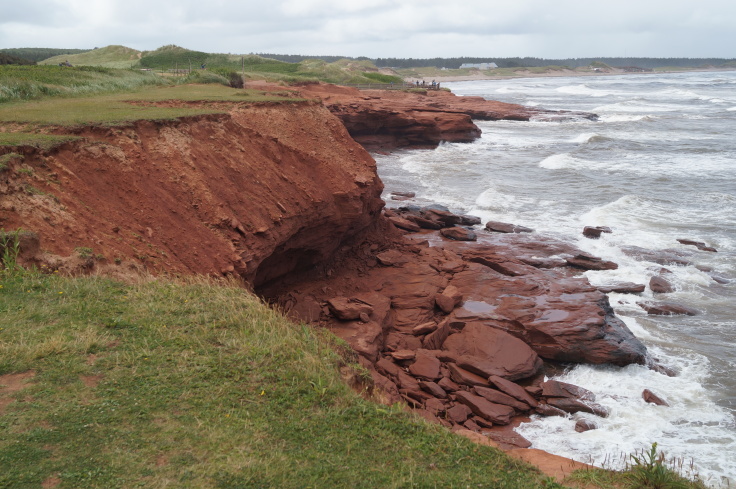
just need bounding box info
[267,205,659,446]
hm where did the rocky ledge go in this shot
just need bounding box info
[297,83,598,150]
[262,205,656,447]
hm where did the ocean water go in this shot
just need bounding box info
[374,71,736,486]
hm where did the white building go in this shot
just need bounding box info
[459,62,498,70]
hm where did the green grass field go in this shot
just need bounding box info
[0,267,560,488]
[0,84,303,127]
[0,67,306,147]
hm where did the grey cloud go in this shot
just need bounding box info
[2,0,735,58]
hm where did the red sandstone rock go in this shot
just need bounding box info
[388,350,415,361]
[443,323,542,381]
[473,386,530,411]
[295,84,595,150]
[488,375,539,408]
[424,398,447,417]
[575,419,598,432]
[380,262,447,328]
[440,226,477,241]
[460,246,538,277]
[422,319,451,350]
[547,398,609,418]
[395,369,418,388]
[583,226,612,239]
[447,364,490,387]
[412,322,438,336]
[535,404,568,417]
[404,214,443,230]
[422,208,463,227]
[566,253,618,271]
[388,216,421,232]
[408,350,442,380]
[442,261,646,366]
[487,431,532,450]
[642,389,669,406]
[463,418,482,433]
[622,246,693,266]
[541,380,596,401]
[446,403,473,424]
[677,239,717,252]
[371,370,402,404]
[459,215,482,226]
[327,297,373,321]
[438,377,461,393]
[376,249,410,266]
[485,221,534,234]
[596,282,646,294]
[435,285,463,314]
[420,381,448,399]
[455,391,515,425]
[638,302,698,316]
[650,276,675,293]
[376,357,401,378]
[385,332,422,351]
[473,416,494,430]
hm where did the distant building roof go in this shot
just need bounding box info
[460,62,498,69]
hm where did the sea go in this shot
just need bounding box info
[373,71,736,486]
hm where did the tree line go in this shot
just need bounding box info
[254,54,736,69]
[0,48,89,63]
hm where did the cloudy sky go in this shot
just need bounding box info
[2,0,735,59]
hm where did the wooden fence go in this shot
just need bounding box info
[342,83,441,91]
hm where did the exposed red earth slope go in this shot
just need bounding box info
[1,101,383,285]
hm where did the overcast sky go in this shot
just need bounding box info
[2,0,735,59]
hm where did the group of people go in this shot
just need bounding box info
[413,79,441,89]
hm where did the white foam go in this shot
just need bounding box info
[569,132,599,143]
[557,84,610,97]
[538,153,577,169]
[592,101,678,113]
[600,114,653,122]
[516,360,736,487]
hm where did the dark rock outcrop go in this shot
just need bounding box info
[583,226,612,239]
[642,389,669,406]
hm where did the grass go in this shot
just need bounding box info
[27,44,405,86]
[564,444,710,489]
[40,46,143,69]
[0,133,80,148]
[0,65,170,104]
[0,84,304,128]
[0,269,558,488]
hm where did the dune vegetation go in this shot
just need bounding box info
[34,44,403,86]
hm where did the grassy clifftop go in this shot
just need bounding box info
[0,269,552,488]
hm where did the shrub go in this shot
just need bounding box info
[626,443,694,489]
[227,72,244,88]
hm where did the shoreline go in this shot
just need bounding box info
[410,66,736,84]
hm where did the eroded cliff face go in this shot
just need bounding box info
[1,89,651,453]
[296,83,597,149]
[0,102,384,285]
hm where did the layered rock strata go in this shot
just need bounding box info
[296,83,597,149]
[1,103,383,286]
[263,205,651,442]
